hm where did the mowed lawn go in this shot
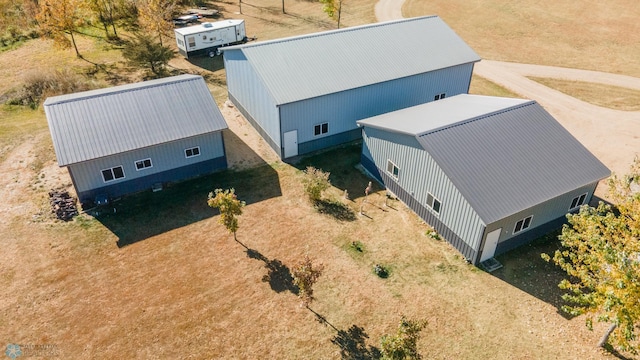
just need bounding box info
[0,0,635,358]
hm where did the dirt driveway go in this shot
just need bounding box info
[376,0,640,196]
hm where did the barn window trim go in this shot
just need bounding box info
[569,193,588,211]
[135,158,153,171]
[426,192,441,215]
[514,215,533,234]
[185,146,201,158]
[314,122,328,136]
[386,160,399,180]
[101,166,125,183]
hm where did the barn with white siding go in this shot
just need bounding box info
[222,16,480,159]
[357,94,611,266]
[44,74,228,205]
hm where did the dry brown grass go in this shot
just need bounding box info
[528,77,640,111]
[0,0,635,359]
[404,0,640,78]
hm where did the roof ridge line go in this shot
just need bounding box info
[43,74,202,106]
[416,99,537,137]
[237,15,439,50]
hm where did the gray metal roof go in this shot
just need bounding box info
[358,94,611,223]
[174,19,244,36]
[44,74,228,166]
[224,16,480,105]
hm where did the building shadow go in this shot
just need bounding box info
[93,162,281,247]
[491,229,576,319]
[296,142,382,203]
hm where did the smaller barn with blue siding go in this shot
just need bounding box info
[222,16,480,159]
[357,94,611,265]
[45,74,228,205]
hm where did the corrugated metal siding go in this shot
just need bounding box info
[74,156,227,203]
[69,132,225,194]
[230,16,480,105]
[298,129,362,156]
[363,128,486,253]
[483,181,600,245]
[228,93,281,157]
[418,101,611,223]
[44,75,227,166]
[279,64,474,148]
[224,49,282,149]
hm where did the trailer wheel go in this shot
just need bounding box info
[215,48,222,56]
[208,50,216,58]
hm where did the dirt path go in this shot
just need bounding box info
[375,0,640,193]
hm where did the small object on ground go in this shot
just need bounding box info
[49,189,78,221]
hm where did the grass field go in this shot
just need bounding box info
[0,0,638,358]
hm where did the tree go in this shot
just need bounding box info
[380,316,427,360]
[37,0,89,57]
[207,188,246,242]
[121,33,174,76]
[137,0,176,46]
[292,254,324,307]
[87,0,119,39]
[302,166,330,202]
[320,0,343,28]
[542,158,640,354]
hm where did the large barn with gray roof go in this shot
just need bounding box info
[357,94,611,266]
[44,74,228,205]
[222,16,480,159]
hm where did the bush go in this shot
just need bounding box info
[374,264,389,278]
[6,69,98,108]
[302,166,330,202]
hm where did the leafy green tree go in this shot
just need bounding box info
[87,0,119,39]
[542,158,640,353]
[320,0,343,28]
[121,33,174,76]
[137,0,176,46]
[37,0,89,57]
[207,188,246,242]
[380,316,427,360]
[302,166,330,202]
[292,254,324,307]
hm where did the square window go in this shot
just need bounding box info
[386,160,399,180]
[514,215,533,233]
[101,166,125,183]
[569,193,588,210]
[102,169,114,182]
[440,93,446,99]
[426,192,441,214]
[314,123,328,136]
[434,94,440,101]
[185,147,200,158]
[135,158,152,170]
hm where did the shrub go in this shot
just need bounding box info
[302,166,330,202]
[7,69,98,108]
[374,264,389,278]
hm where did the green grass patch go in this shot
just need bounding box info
[469,75,521,98]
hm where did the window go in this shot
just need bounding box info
[514,215,533,234]
[569,193,588,210]
[386,160,399,180]
[434,93,446,101]
[185,146,200,158]
[187,36,195,48]
[426,192,441,214]
[101,166,125,183]
[314,123,328,136]
[177,39,184,47]
[135,158,152,171]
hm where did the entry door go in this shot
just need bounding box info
[480,228,501,262]
[283,130,298,158]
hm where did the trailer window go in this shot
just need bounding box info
[187,36,195,48]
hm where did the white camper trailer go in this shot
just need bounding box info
[174,20,247,58]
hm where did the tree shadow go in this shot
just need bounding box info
[240,242,298,295]
[492,230,577,319]
[331,325,382,360]
[313,199,356,222]
[602,343,637,360]
[306,307,381,360]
